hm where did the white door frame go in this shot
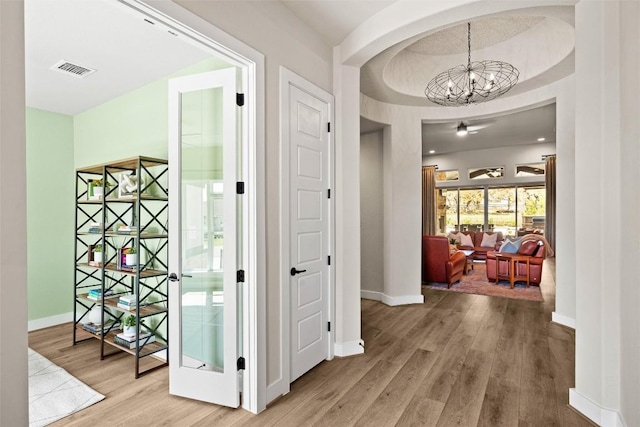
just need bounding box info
[275,67,335,401]
[119,0,266,413]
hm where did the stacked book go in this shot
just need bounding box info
[117,294,138,311]
[113,331,155,349]
[86,288,114,301]
[82,320,120,336]
[117,225,138,235]
[88,222,104,233]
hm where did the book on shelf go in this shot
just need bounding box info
[82,320,121,335]
[116,331,151,342]
[117,303,138,311]
[87,289,114,300]
[119,294,137,304]
[119,264,142,272]
[88,261,103,267]
[113,334,155,349]
[117,225,138,235]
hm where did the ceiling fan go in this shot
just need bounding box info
[452,118,495,136]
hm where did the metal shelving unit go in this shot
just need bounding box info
[73,156,169,378]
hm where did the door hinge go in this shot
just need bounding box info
[236,93,245,107]
[237,270,245,283]
[327,122,331,133]
[327,189,331,199]
[327,322,331,332]
[236,182,245,194]
[328,255,331,265]
[237,357,245,371]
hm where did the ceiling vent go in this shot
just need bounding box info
[51,60,96,78]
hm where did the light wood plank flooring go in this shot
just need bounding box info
[30,259,595,426]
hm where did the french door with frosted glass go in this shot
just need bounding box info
[168,68,241,407]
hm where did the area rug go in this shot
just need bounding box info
[29,348,104,427]
[424,263,544,302]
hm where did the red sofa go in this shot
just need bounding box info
[423,235,466,287]
[454,231,504,260]
[486,240,546,285]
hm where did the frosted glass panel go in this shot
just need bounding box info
[181,88,225,372]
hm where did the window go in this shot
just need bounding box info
[469,166,504,180]
[517,186,546,234]
[488,187,517,236]
[435,169,459,182]
[458,188,484,232]
[438,185,545,237]
[436,188,459,234]
[515,162,545,177]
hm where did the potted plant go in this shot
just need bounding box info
[123,246,137,266]
[123,314,137,337]
[93,244,103,264]
[90,179,112,199]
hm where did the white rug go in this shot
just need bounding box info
[29,348,104,426]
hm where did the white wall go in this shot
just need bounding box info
[571,1,638,425]
[360,130,384,296]
[553,75,576,329]
[173,0,335,404]
[618,2,640,425]
[0,1,29,425]
[423,142,555,188]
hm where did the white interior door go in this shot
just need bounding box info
[289,85,330,382]
[168,68,240,407]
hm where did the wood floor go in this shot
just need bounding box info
[30,258,595,426]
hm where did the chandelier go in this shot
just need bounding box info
[425,23,519,106]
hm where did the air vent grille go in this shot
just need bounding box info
[51,60,96,78]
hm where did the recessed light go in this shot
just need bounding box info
[428,150,435,154]
[537,137,546,142]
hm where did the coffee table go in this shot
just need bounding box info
[460,249,475,275]
[494,253,530,288]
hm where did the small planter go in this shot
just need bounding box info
[123,325,137,337]
[89,306,103,325]
[94,252,103,263]
[93,186,104,199]
[125,253,137,266]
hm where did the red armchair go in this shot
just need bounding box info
[486,240,546,285]
[422,236,467,288]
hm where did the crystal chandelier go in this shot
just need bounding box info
[425,23,519,106]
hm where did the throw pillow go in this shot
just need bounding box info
[499,236,521,254]
[447,232,462,244]
[480,232,498,248]
[460,233,474,247]
[518,240,538,256]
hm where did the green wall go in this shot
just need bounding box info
[27,57,232,322]
[26,108,75,321]
[74,57,230,168]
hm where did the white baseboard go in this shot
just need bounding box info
[28,312,73,332]
[360,290,382,301]
[335,339,365,357]
[361,290,424,306]
[569,388,625,427]
[381,293,424,306]
[552,312,576,329]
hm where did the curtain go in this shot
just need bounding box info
[422,166,437,235]
[545,155,556,253]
